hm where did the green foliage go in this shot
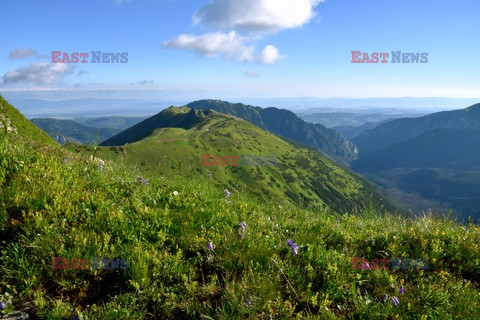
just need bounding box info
[1,98,480,318]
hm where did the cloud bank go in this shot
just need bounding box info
[3,62,74,84]
[165,31,254,62]
[194,0,322,34]
[164,0,323,64]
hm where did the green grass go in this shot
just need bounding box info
[1,115,480,319]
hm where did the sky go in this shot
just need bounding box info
[0,0,479,104]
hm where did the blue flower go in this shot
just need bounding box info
[225,189,231,197]
[143,179,149,185]
[381,294,387,303]
[72,316,83,320]
[137,176,142,181]
[399,286,405,294]
[361,261,370,269]
[287,239,299,255]
[207,241,215,251]
[291,244,298,255]
[240,221,247,233]
[0,301,5,309]
[392,297,399,306]
[247,299,252,307]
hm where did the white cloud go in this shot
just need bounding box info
[9,47,37,59]
[259,45,284,64]
[194,0,323,34]
[2,62,74,84]
[164,31,254,62]
[244,70,259,78]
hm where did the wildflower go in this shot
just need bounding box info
[225,189,231,197]
[381,295,387,303]
[399,286,405,294]
[247,299,252,307]
[63,157,69,163]
[143,179,149,185]
[392,297,399,306]
[72,316,83,320]
[287,239,299,255]
[361,261,370,269]
[207,241,215,251]
[240,221,247,233]
[173,191,179,196]
[291,244,298,255]
[0,301,5,309]
[137,176,142,181]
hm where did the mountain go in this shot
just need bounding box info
[353,128,480,172]
[351,103,480,218]
[74,116,146,131]
[353,103,480,155]
[185,100,358,163]
[3,97,480,319]
[31,118,120,145]
[100,107,206,146]
[95,106,387,213]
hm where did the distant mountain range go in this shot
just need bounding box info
[30,116,146,145]
[352,103,480,218]
[353,103,480,155]
[31,118,120,145]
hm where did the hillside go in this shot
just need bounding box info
[185,100,358,163]
[31,118,120,145]
[353,128,480,172]
[353,103,480,155]
[95,107,385,214]
[2,97,480,319]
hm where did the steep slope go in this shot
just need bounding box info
[353,128,480,172]
[31,118,119,145]
[186,100,358,163]
[353,103,480,155]
[92,107,386,213]
[0,96,56,145]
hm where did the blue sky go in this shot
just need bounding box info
[0,0,479,102]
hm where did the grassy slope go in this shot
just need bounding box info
[73,107,385,214]
[0,96,56,146]
[1,98,480,319]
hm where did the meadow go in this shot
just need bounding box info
[1,126,480,319]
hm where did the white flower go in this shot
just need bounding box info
[173,191,179,196]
